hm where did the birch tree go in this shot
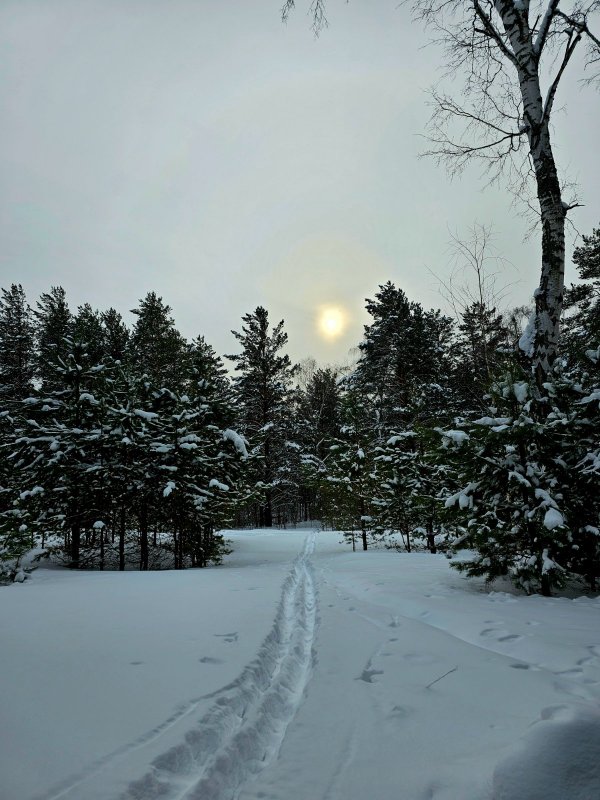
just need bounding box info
[282,0,600,385]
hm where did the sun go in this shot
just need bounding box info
[318,306,346,340]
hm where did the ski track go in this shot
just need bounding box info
[121,531,317,800]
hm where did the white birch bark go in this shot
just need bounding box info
[494,0,566,383]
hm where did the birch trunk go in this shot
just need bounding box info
[496,0,566,384]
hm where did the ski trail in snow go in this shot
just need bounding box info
[123,531,317,800]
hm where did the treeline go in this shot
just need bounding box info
[1,225,599,593]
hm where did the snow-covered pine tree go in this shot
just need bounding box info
[441,360,599,594]
[8,336,109,568]
[293,366,342,522]
[146,347,250,568]
[374,425,455,554]
[227,306,297,527]
[317,388,379,550]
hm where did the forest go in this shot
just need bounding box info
[1,224,598,595]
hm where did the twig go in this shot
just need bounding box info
[425,666,458,689]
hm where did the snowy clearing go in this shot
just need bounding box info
[1,530,600,800]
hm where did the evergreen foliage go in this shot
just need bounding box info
[0,288,250,578]
[227,306,298,527]
[0,284,35,402]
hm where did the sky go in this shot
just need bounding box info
[1,0,599,367]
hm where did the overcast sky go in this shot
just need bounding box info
[1,0,599,366]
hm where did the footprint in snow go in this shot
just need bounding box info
[498,634,522,642]
[554,667,583,676]
[358,668,384,683]
[480,628,498,637]
[540,704,571,720]
[577,656,595,666]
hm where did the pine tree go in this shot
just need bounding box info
[101,308,130,362]
[318,388,378,550]
[454,301,509,407]
[72,303,106,367]
[8,336,109,567]
[353,282,454,430]
[130,292,188,390]
[441,362,600,595]
[227,307,297,527]
[563,225,600,358]
[0,285,35,402]
[34,287,72,391]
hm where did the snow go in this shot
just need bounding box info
[473,416,512,427]
[163,480,176,497]
[512,381,528,404]
[518,310,536,357]
[133,409,158,421]
[208,479,229,491]
[441,429,469,445]
[492,705,600,800]
[223,428,248,458]
[543,507,564,530]
[2,530,600,800]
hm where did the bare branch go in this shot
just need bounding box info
[474,0,518,65]
[542,27,582,124]
[281,0,329,35]
[533,0,561,57]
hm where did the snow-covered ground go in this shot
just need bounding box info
[1,530,599,800]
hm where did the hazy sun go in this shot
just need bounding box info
[318,306,346,340]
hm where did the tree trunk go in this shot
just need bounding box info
[139,505,149,571]
[119,505,126,572]
[360,499,368,551]
[70,523,80,568]
[498,0,566,384]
